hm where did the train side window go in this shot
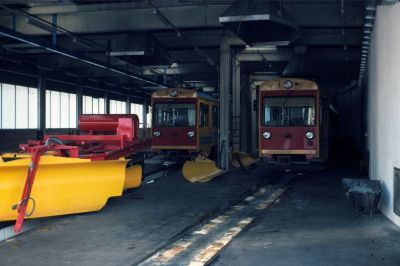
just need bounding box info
[212,106,218,127]
[200,103,209,127]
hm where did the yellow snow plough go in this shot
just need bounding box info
[0,115,149,233]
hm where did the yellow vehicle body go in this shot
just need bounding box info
[0,155,141,221]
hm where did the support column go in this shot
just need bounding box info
[37,78,46,139]
[126,97,131,114]
[104,92,110,114]
[218,36,231,170]
[76,87,82,128]
[232,56,241,151]
[240,74,251,153]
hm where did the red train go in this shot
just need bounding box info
[151,88,218,157]
[259,78,332,163]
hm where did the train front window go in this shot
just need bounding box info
[154,103,196,127]
[263,97,315,126]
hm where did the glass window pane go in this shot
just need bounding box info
[263,97,316,126]
[154,103,196,127]
[200,103,209,127]
[116,101,121,114]
[84,95,93,114]
[46,90,50,128]
[69,94,77,128]
[131,103,144,128]
[60,92,70,128]
[147,106,152,128]
[82,96,86,114]
[110,100,116,114]
[2,84,16,129]
[93,98,99,114]
[50,91,61,128]
[121,102,126,114]
[99,98,105,114]
[28,88,38,129]
[16,86,28,129]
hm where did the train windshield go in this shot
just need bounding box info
[154,103,196,127]
[263,97,315,126]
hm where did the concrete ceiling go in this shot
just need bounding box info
[0,0,370,95]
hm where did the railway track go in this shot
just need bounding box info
[134,172,294,266]
[1,161,296,260]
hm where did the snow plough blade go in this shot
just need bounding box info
[0,156,141,221]
[124,164,142,189]
[231,151,259,169]
[182,154,225,183]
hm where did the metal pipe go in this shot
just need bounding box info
[0,25,167,88]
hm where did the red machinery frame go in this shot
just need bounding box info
[13,114,151,232]
[21,115,151,160]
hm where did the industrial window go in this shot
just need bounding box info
[0,83,38,129]
[131,103,144,128]
[110,99,126,114]
[83,95,105,114]
[199,103,209,127]
[45,90,77,128]
[147,106,152,128]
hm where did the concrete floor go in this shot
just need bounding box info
[0,163,276,266]
[1,163,399,266]
[212,164,400,266]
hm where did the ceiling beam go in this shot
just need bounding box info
[0,4,364,35]
[0,24,168,87]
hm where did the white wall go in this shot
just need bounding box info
[368,3,400,226]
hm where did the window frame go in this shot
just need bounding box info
[199,102,209,127]
[153,102,197,127]
[262,96,316,127]
[0,83,39,130]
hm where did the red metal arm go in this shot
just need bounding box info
[13,146,50,233]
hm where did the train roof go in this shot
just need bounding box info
[260,78,318,91]
[152,88,217,102]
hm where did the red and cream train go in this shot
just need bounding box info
[258,78,331,163]
[149,78,331,164]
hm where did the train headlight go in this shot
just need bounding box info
[153,130,161,137]
[169,90,178,97]
[188,131,195,138]
[305,132,314,139]
[262,131,271,139]
[283,80,293,89]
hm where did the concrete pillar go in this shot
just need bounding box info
[37,78,46,138]
[76,87,82,128]
[240,74,252,153]
[250,82,258,153]
[104,92,110,114]
[218,36,231,170]
[126,97,131,114]
[232,57,241,151]
[143,99,148,128]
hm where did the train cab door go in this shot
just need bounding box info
[198,101,211,154]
